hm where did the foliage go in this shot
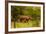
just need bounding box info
[11,6,41,20]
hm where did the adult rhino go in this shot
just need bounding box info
[18,15,32,23]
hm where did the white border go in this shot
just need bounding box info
[8,3,43,32]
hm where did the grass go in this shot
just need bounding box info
[11,20,40,28]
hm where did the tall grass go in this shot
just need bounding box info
[11,20,40,28]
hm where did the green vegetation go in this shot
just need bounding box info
[11,20,40,28]
[16,21,40,28]
[11,6,41,28]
